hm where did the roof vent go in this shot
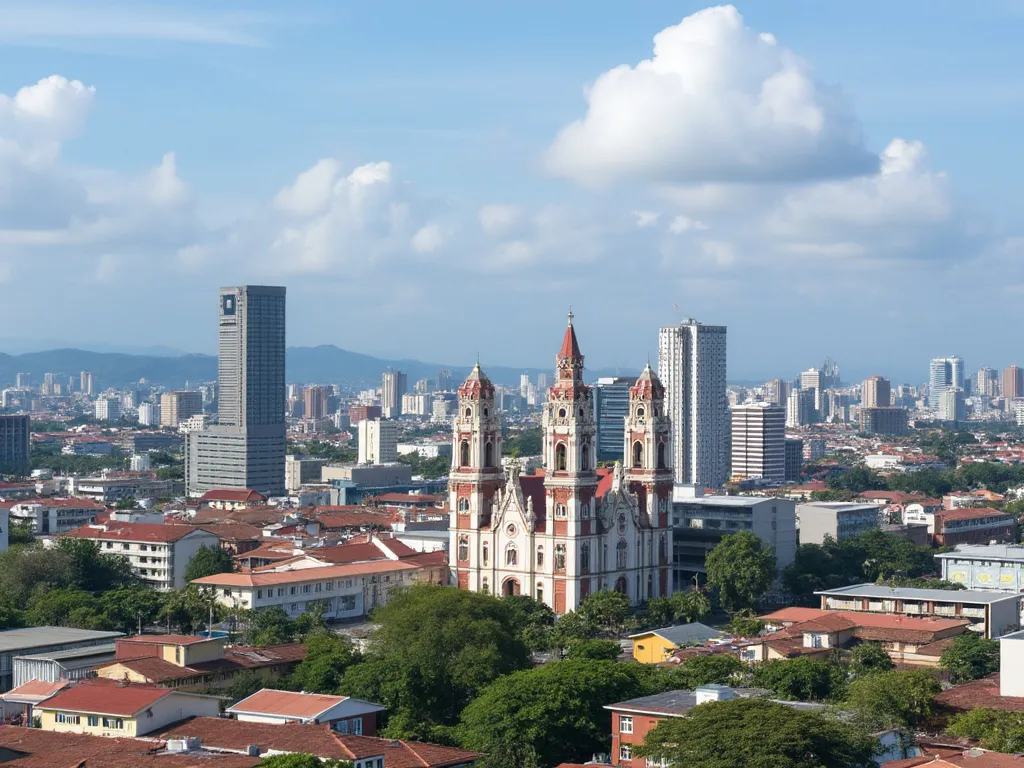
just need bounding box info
[388,740,402,747]
[166,737,201,753]
[965,747,985,758]
[695,684,735,704]
[246,745,260,757]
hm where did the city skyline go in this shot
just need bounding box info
[0,2,1021,378]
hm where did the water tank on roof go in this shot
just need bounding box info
[695,684,735,704]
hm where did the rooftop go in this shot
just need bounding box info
[38,680,179,716]
[192,558,419,587]
[0,680,70,703]
[606,688,824,717]
[119,634,220,647]
[937,507,1011,521]
[0,627,123,654]
[936,544,1024,560]
[65,523,211,543]
[817,583,1020,604]
[227,689,383,720]
[672,495,778,508]
[629,622,723,646]
[797,501,881,511]
[934,674,1024,713]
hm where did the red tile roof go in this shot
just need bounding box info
[38,681,175,716]
[316,510,394,530]
[105,644,306,684]
[119,634,218,647]
[193,522,263,542]
[0,680,70,702]
[65,523,212,543]
[228,689,351,719]
[199,489,268,503]
[192,559,419,587]
[935,674,1024,713]
[937,507,1011,521]
[760,607,832,624]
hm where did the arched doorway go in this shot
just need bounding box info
[614,576,627,595]
[502,578,521,597]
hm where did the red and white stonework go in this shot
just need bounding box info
[449,314,674,615]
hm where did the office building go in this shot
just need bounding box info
[186,285,287,497]
[939,387,966,422]
[859,406,910,436]
[536,373,548,392]
[658,319,728,489]
[94,397,121,422]
[0,415,30,474]
[977,367,999,397]
[159,390,203,428]
[929,356,964,407]
[437,368,453,391]
[137,402,160,427]
[304,386,326,420]
[729,403,784,483]
[79,372,94,396]
[797,502,881,545]
[41,373,58,396]
[764,378,790,406]
[800,368,822,392]
[936,544,1024,592]
[1004,366,1024,401]
[785,388,814,428]
[358,418,398,465]
[861,376,891,408]
[14,373,29,390]
[594,376,633,461]
[784,438,803,483]
[381,370,407,419]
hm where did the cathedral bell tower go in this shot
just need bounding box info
[448,364,503,590]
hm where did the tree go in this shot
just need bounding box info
[846,670,939,730]
[160,584,222,634]
[338,585,529,738]
[579,590,631,634]
[25,587,109,629]
[100,585,165,634]
[238,606,297,646]
[56,537,138,592]
[457,660,646,768]
[672,589,713,624]
[550,610,597,651]
[661,654,743,690]
[725,610,765,638]
[502,594,556,652]
[946,709,1024,753]
[637,698,878,768]
[291,634,358,694]
[940,632,1000,683]
[114,496,138,510]
[184,545,235,581]
[258,755,353,768]
[564,639,621,661]
[223,670,270,702]
[642,597,675,627]
[705,531,776,612]
[848,642,894,678]
[751,658,847,702]
[8,520,34,546]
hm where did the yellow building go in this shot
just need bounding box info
[36,680,222,737]
[628,623,723,664]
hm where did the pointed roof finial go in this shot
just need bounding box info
[567,308,574,327]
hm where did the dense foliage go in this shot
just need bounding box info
[845,669,940,730]
[705,531,777,612]
[396,451,450,479]
[940,632,1001,683]
[750,657,848,702]
[184,545,235,581]
[847,642,894,678]
[502,427,542,457]
[947,709,1024,752]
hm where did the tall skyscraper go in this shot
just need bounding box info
[786,388,814,428]
[730,403,785,483]
[304,386,326,420]
[929,356,964,408]
[862,376,891,408]
[79,371,94,396]
[536,373,548,391]
[381,370,406,418]
[160,390,203,427]
[977,367,999,397]
[437,368,453,391]
[764,378,790,406]
[186,285,287,497]
[519,373,531,399]
[14,373,29,390]
[357,418,398,464]
[939,387,966,423]
[1003,366,1023,401]
[594,376,633,461]
[0,415,30,474]
[658,319,728,489]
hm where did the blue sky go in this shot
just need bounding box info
[0,1,1021,382]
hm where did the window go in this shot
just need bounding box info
[457,497,470,514]
[105,542,113,549]
[339,595,357,611]
[506,544,518,567]
[554,543,566,571]
[632,441,643,468]
[303,584,311,593]
[620,715,634,734]
[481,577,489,594]
[554,503,567,519]
[290,586,297,595]
[291,603,298,612]
[810,633,823,648]
[277,588,285,597]
[175,647,181,663]
[580,543,590,573]
[102,717,124,729]
[620,745,633,762]
[460,440,470,467]
[326,581,333,591]
[465,407,472,418]
[315,583,322,592]
[482,542,489,566]
[336,717,364,735]
[581,443,590,470]
[659,533,667,563]
[536,583,544,602]
[555,442,567,471]
[122,543,129,550]
[617,540,627,569]
[256,590,263,599]
[458,535,469,562]
[87,716,98,727]
[580,502,590,519]
[558,407,567,418]
[484,442,494,468]
[57,713,80,724]
[536,546,544,567]
[636,406,645,418]
[657,441,666,469]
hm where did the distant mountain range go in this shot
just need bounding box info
[0,346,641,390]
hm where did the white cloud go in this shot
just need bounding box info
[668,215,709,233]
[633,211,661,228]
[545,5,874,186]
[411,223,444,253]
[478,204,523,236]
[273,158,340,217]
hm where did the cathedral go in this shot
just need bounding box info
[448,313,674,615]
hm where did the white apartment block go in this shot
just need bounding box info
[94,397,122,422]
[658,320,728,489]
[730,403,785,483]
[137,402,161,427]
[9,499,103,536]
[358,419,398,465]
[65,523,220,590]
[70,474,173,504]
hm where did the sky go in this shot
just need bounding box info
[0,0,1022,383]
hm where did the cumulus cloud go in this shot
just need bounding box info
[546,5,874,186]
[411,223,444,253]
[633,211,661,228]
[668,215,709,233]
[478,204,523,237]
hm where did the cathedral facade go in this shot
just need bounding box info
[448,314,674,615]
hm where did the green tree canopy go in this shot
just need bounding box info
[550,610,597,651]
[750,658,847,703]
[238,606,298,646]
[456,660,646,768]
[579,590,631,634]
[940,632,1000,684]
[25,587,108,629]
[637,697,878,768]
[100,585,165,634]
[946,709,1024,753]
[564,639,621,661]
[705,531,776,613]
[659,654,743,690]
[159,584,222,634]
[848,642,894,678]
[290,634,358,694]
[184,545,235,581]
[725,610,765,638]
[502,594,556,652]
[845,669,940,730]
[258,755,353,768]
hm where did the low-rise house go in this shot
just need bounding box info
[70,474,173,504]
[36,679,222,737]
[885,750,1024,767]
[199,489,268,510]
[628,623,723,664]
[226,689,384,735]
[0,680,69,723]
[8,498,104,535]
[943,490,1005,509]
[65,523,220,590]
[816,583,1023,639]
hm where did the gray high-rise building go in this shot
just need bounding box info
[0,414,30,474]
[186,286,287,497]
[730,403,785,483]
[594,376,633,462]
[929,356,964,408]
[658,320,728,489]
[381,369,407,418]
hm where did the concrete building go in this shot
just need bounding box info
[381,370,407,419]
[859,406,910,436]
[594,376,633,462]
[938,545,1024,591]
[977,367,999,397]
[929,356,964,408]
[938,387,966,422]
[0,628,123,692]
[672,489,796,589]
[137,402,161,427]
[357,419,398,465]
[784,438,803,483]
[786,388,815,428]
[79,371,94,396]
[94,397,121,422]
[0,414,30,474]
[65,523,220,590]
[70,475,172,504]
[729,403,784,483]
[658,319,728,489]
[1004,366,1024,401]
[304,386,326,421]
[797,502,880,544]
[9,499,103,535]
[817,583,1023,639]
[285,455,328,493]
[187,285,287,497]
[396,442,452,460]
[14,373,29,390]
[160,391,203,428]
[861,376,891,408]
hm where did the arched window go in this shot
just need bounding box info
[482,542,489,566]
[457,497,470,514]
[505,544,518,567]
[483,407,489,417]
[580,543,590,573]
[536,583,544,603]
[554,544,566,571]
[658,533,666,563]
[579,407,585,418]
[632,441,643,468]
[581,443,591,471]
[616,540,627,569]
[465,407,472,418]
[636,406,645,419]
[460,440,470,467]
[648,573,653,599]
[580,503,590,519]
[536,546,544,567]
[481,577,489,594]
[457,535,469,562]
[614,576,627,595]
[554,503,567,519]
[558,407,567,418]
[484,442,494,468]
[555,443,567,471]
[657,441,666,469]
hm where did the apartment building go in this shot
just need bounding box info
[816,583,1023,639]
[65,523,220,590]
[70,474,173,504]
[796,501,880,545]
[160,391,204,428]
[937,544,1024,591]
[729,403,785,484]
[0,414,30,474]
[9,498,104,535]
[905,505,1013,547]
